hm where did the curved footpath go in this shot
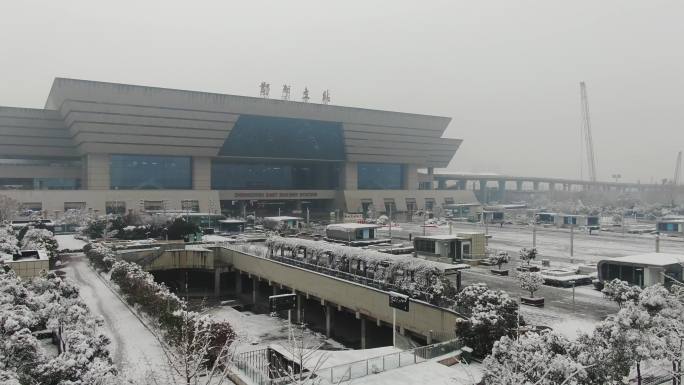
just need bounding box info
[63,254,169,382]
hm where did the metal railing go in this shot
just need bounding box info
[234,348,272,385]
[312,339,463,384]
[232,340,463,385]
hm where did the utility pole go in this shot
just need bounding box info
[388,204,392,240]
[532,224,537,249]
[656,234,660,253]
[570,224,574,258]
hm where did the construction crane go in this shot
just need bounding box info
[674,151,682,186]
[580,82,598,182]
[670,151,682,206]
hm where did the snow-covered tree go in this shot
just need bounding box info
[488,251,509,271]
[164,310,237,385]
[483,331,589,385]
[0,225,20,261]
[602,278,642,307]
[518,247,537,267]
[83,242,117,271]
[264,236,457,306]
[518,272,544,298]
[454,283,522,357]
[0,194,19,223]
[20,227,58,259]
[0,269,117,383]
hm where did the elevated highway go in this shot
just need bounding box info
[427,171,683,203]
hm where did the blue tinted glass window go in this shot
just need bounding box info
[358,163,404,190]
[212,161,339,190]
[110,155,192,190]
[219,115,345,160]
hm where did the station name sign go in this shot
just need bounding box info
[232,192,320,199]
[389,291,409,312]
[269,293,297,312]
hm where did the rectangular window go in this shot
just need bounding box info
[425,198,435,211]
[143,201,164,211]
[415,239,436,254]
[181,200,200,213]
[384,199,396,215]
[105,201,126,215]
[211,161,339,190]
[405,198,417,213]
[110,155,192,190]
[418,181,432,190]
[444,197,454,205]
[20,202,42,212]
[358,163,404,190]
[64,202,86,211]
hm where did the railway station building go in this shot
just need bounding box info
[0,78,477,218]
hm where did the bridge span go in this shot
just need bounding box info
[427,171,683,203]
[119,244,461,347]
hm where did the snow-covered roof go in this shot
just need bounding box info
[218,219,246,224]
[326,223,380,231]
[444,203,481,208]
[600,253,684,267]
[268,344,402,371]
[414,234,468,241]
[7,250,48,261]
[184,245,211,252]
[264,216,302,221]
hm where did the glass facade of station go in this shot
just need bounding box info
[219,115,346,161]
[211,161,339,190]
[110,155,192,190]
[0,178,81,190]
[357,163,404,190]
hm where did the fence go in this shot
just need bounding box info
[234,348,272,385]
[312,339,463,384]
[233,340,463,385]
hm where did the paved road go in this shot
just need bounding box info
[62,255,169,381]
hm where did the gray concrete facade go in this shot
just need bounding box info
[0,78,477,214]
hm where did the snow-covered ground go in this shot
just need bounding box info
[205,305,347,352]
[62,255,168,382]
[55,234,87,251]
[379,221,684,264]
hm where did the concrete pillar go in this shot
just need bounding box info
[533,181,540,191]
[214,269,221,298]
[192,157,211,190]
[437,179,446,189]
[404,164,419,190]
[252,277,258,305]
[272,285,278,296]
[479,180,488,202]
[235,271,242,295]
[85,154,110,190]
[360,318,367,349]
[400,325,406,336]
[427,330,433,345]
[296,294,302,324]
[498,180,506,201]
[516,181,523,191]
[549,182,556,191]
[325,304,332,337]
[456,180,466,190]
[342,162,358,190]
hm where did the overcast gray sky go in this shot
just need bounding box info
[1,1,683,183]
